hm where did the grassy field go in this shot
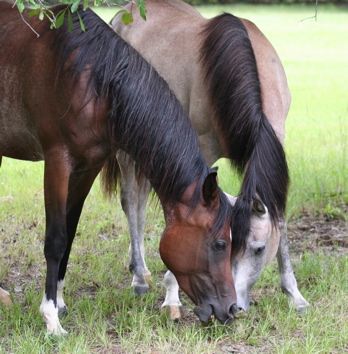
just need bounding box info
[1,4,347,354]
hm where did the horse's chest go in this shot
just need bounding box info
[0,68,43,160]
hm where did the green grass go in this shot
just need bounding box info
[1,4,348,354]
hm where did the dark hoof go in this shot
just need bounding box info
[134,284,149,296]
[58,306,68,317]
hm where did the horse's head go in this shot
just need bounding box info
[160,170,236,324]
[226,195,280,311]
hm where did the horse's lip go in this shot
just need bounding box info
[193,304,213,323]
[194,303,234,324]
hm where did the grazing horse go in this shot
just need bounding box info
[110,0,309,313]
[161,193,279,320]
[0,3,237,333]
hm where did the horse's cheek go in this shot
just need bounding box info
[160,228,206,274]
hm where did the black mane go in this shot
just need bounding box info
[52,8,209,204]
[200,14,289,253]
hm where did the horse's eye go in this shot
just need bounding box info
[213,239,226,251]
[254,245,266,256]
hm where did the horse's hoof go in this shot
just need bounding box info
[168,305,181,321]
[58,306,68,317]
[133,284,149,296]
[162,305,182,321]
[0,288,12,307]
[46,324,68,336]
[295,302,310,315]
[144,273,152,285]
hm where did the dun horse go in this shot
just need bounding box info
[111,0,309,314]
[0,3,237,334]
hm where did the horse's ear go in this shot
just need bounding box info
[202,168,219,205]
[252,197,266,215]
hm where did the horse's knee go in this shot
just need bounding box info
[44,231,67,262]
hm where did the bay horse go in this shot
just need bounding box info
[110,0,309,313]
[0,3,237,334]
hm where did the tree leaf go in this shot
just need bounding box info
[136,0,147,20]
[16,2,25,13]
[77,11,86,32]
[28,9,41,17]
[55,10,66,29]
[121,11,133,25]
[67,10,73,32]
[70,0,80,13]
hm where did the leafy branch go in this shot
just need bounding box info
[13,0,146,34]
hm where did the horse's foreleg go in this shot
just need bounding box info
[40,155,71,335]
[56,168,100,316]
[161,270,182,321]
[277,219,310,313]
[136,176,151,283]
[117,151,150,295]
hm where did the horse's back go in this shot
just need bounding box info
[112,0,290,159]
[112,0,204,112]
[0,3,109,163]
[0,3,44,160]
[112,0,222,163]
[241,19,290,144]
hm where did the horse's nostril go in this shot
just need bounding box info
[229,303,246,318]
[229,303,239,316]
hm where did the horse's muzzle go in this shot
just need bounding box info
[194,302,238,324]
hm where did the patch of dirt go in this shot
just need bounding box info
[287,206,348,256]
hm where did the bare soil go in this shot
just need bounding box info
[287,206,348,256]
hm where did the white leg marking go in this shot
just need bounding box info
[277,220,310,313]
[40,295,67,335]
[281,271,310,312]
[57,280,66,311]
[161,271,182,308]
[162,271,182,320]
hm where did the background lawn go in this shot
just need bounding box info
[0,4,347,354]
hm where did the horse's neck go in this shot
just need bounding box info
[108,51,205,204]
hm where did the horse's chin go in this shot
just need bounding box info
[194,304,213,324]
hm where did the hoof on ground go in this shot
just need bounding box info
[144,273,152,285]
[295,302,310,315]
[162,305,181,321]
[58,306,68,317]
[0,288,12,307]
[46,325,68,336]
[133,284,150,296]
